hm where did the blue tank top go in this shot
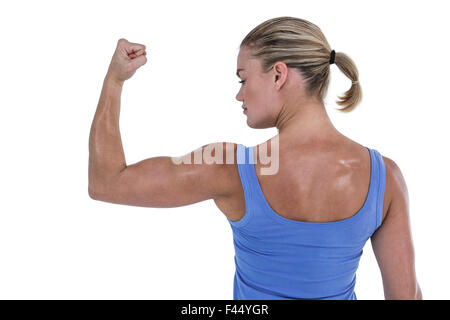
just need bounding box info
[227,144,386,300]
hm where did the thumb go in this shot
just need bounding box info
[129,54,147,70]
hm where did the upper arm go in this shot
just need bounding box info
[370,156,422,299]
[89,142,238,207]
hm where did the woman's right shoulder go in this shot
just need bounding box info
[380,154,409,225]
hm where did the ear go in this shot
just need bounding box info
[273,62,288,87]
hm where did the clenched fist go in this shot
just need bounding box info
[106,38,147,84]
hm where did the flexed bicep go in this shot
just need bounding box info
[89,142,238,207]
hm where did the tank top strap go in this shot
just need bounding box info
[228,144,260,227]
[370,147,386,231]
[236,143,260,190]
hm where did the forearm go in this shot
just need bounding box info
[88,75,126,195]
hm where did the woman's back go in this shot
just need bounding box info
[216,136,390,225]
[219,137,389,299]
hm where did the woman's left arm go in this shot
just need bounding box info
[89,39,236,207]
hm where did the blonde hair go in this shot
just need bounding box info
[240,16,362,112]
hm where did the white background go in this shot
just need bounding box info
[0,0,448,299]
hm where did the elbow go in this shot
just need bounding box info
[88,176,111,201]
[88,171,123,202]
[88,182,107,201]
[88,185,99,200]
[88,180,118,202]
[89,169,123,201]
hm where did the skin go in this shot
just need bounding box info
[89,40,422,300]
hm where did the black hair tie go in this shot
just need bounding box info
[329,50,335,65]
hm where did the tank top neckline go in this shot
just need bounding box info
[246,145,375,226]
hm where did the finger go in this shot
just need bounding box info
[126,47,146,59]
[132,48,146,56]
[129,54,147,69]
[128,49,146,59]
[128,43,146,52]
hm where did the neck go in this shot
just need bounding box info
[275,99,341,144]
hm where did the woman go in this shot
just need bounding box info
[88,16,422,300]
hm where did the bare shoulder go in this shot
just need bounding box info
[199,142,241,198]
[382,155,408,194]
[379,154,409,226]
